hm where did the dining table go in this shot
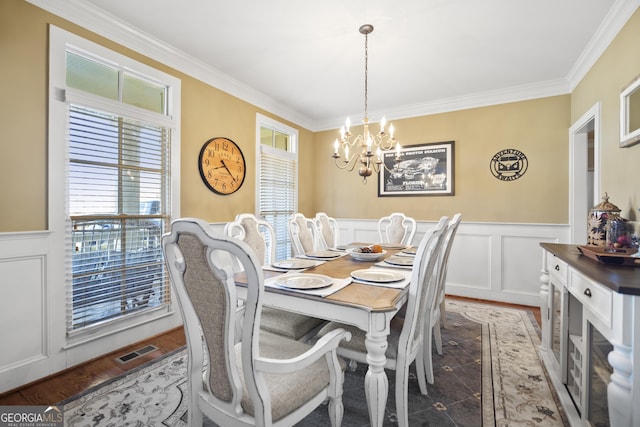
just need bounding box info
[234,243,414,427]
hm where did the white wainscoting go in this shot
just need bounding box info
[0,220,569,393]
[0,231,51,392]
[0,230,182,394]
[337,218,571,306]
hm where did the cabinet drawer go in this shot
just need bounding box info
[547,252,568,285]
[570,272,612,328]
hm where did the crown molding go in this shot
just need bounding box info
[313,79,571,132]
[27,0,635,132]
[566,0,640,90]
[26,0,315,130]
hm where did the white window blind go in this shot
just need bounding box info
[259,148,297,260]
[67,104,171,331]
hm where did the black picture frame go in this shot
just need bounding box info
[378,141,454,197]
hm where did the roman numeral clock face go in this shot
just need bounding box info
[198,137,246,195]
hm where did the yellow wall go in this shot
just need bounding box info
[571,8,640,221]
[2,0,637,232]
[0,0,314,231]
[313,96,570,223]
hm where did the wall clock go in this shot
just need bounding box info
[198,137,246,195]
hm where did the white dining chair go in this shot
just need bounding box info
[225,213,277,266]
[435,213,462,331]
[314,212,340,250]
[419,213,462,385]
[289,213,320,256]
[313,216,448,427]
[378,212,417,246]
[225,213,327,340]
[162,218,351,427]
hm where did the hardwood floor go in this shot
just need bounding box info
[0,297,540,406]
[0,327,186,406]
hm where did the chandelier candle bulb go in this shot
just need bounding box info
[333,139,339,156]
[380,116,386,132]
[389,123,395,139]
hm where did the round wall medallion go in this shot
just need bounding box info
[489,149,528,181]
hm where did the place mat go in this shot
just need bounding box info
[275,273,333,289]
[379,243,407,250]
[383,255,414,266]
[350,268,411,289]
[401,246,418,255]
[265,273,352,297]
[264,258,325,272]
[375,259,413,270]
[299,251,344,260]
[336,244,364,251]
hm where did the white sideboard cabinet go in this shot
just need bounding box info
[539,243,640,426]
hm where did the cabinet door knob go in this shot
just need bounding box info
[584,288,592,297]
[554,264,560,271]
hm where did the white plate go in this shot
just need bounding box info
[351,269,405,283]
[275,273,333,290]
[336,244,359,250]
[384,256,414,266]
[305,250,341,259]
[380,243,406,250]
[346,248,387,261]
[402,247,417,255]
[272,259,317,270]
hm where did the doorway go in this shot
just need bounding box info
[569,103,600,244]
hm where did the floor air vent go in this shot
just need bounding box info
[115,344,159,364]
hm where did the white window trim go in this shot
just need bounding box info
[48,25,181,346]
[255,113,298,214]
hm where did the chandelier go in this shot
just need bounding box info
[332,24,401,183]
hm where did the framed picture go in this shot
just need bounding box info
[378,141,454,197]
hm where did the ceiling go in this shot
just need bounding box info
[34,0,637,131]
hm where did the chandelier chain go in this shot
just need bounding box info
[364,31,368,120]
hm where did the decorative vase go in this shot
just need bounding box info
[587,193,621,246]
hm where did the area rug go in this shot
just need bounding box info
[60,299,566,426]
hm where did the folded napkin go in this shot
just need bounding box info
[351,267,412,289]
[264,273,352,297]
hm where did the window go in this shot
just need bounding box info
[49,27,180,334]
[256,114,298,261]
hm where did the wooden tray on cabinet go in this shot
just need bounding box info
[577,245,640,266]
